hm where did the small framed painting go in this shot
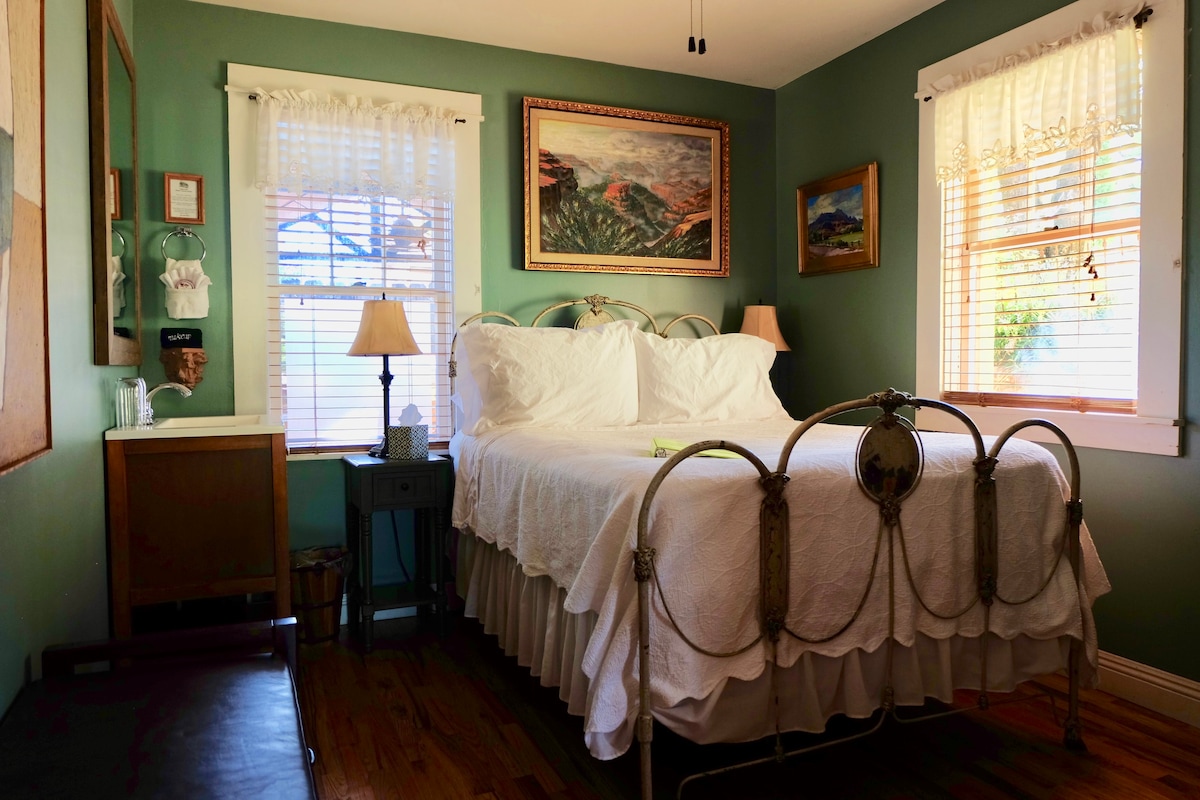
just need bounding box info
[164,172,205,225]
[524,96,729,277]
[797,162,878,276]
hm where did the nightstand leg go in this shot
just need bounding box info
[415,509,430,629]
[434,504,448,637]
[345,503,361,642]
[360,510,375,653]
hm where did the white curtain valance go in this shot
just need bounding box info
[253,88,460,200]
[923,6,1143,182]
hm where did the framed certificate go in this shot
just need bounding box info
[164,172,205,225]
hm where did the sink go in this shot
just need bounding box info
[153,414,264,429]
[105,414,284,440]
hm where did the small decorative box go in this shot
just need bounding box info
[385,425,428,460]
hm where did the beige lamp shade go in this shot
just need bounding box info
[347,299,422,356]
[740,305,790,351]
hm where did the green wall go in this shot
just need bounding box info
[4,0,1196,719]
[129,0,778,556]
[775,0,1200,680]
[0,0,132,714]
[0,0,775,715]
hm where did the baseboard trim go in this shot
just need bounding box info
[1098,650,1200,728]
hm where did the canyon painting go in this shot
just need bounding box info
[524,98,728,277]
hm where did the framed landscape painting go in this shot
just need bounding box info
[797,162,879,276]
[524,97,729,277]
[0,0,50,477]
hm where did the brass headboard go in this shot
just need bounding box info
[448,293,719,382]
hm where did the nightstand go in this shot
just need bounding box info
[342,453,454,652]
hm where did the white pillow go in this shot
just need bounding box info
[456,320,639,434]
[633,331,789,423]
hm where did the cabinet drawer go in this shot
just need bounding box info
[372,470,435,507]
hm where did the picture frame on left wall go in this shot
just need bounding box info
[0,0,51,477]
[164,172,205,225]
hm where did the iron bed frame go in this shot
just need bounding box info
[449,295,1090,800]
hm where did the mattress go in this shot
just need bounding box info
[450,419,1110,758]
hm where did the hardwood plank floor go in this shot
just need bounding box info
[296,616,1200,799]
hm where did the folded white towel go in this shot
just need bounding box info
[111,256,126,317]
[163,258,211,319]
[162,257,208,289]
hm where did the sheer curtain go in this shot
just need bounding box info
[252,87,460,200]
[925,5,1147,411]
[924,6,1142,182]
[248,86,464,450]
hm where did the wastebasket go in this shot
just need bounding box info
[289,547,350,645]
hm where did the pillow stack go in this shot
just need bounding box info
[453,320,788,433]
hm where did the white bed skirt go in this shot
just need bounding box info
[457,531,1093,760]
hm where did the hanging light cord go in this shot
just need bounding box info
[688,0,696,52]
[687,0,706,54]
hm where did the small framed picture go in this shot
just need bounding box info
[797,162,879,276]
[164,172,205,225]
[108,167,121,219]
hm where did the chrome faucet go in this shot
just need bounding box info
[142,382,193,425]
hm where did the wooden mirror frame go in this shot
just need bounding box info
[88,0,140,365]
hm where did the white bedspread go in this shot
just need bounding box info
[450,420,1110,757]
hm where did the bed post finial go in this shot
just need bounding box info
[869,388,914,415]
[584,294,611,312]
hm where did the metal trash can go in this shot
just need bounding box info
[289,547,350,645]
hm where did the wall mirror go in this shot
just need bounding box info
[88,0,140,365]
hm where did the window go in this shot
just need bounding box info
[227,65,482,454]
[915,0,1183,455]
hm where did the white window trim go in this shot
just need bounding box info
[226,63,483,451]
[914,0,1185,456]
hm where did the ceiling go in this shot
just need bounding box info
[191,0,946,89]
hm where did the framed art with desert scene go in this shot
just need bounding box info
[524,96,729,277]
[797,162,879,276]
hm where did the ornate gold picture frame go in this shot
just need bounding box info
[797,162,879,276]
[524,97,729,277]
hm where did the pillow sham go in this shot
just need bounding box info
[632,331,789,424]
[455,320,639,434]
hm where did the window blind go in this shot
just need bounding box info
[265,190,455,451]
[940,131,1141,412]
[934,17,1144,414]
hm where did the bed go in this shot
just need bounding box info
[448,295,1109,798]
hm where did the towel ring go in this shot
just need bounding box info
[111,228,126,258]
[161,226,207,262]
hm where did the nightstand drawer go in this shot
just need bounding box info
[371,470,435,507]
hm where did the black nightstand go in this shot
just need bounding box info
[342,453,454,652]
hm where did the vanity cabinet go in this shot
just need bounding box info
[104,432,290,637]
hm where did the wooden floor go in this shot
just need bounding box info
[296,616,1200,800]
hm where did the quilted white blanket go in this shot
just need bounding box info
[451,420,1110,757]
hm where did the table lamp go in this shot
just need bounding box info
[348,296,422,457]
[740,304,790,351]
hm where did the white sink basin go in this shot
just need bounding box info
[153,414,264,429]
[106,414,284,440]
